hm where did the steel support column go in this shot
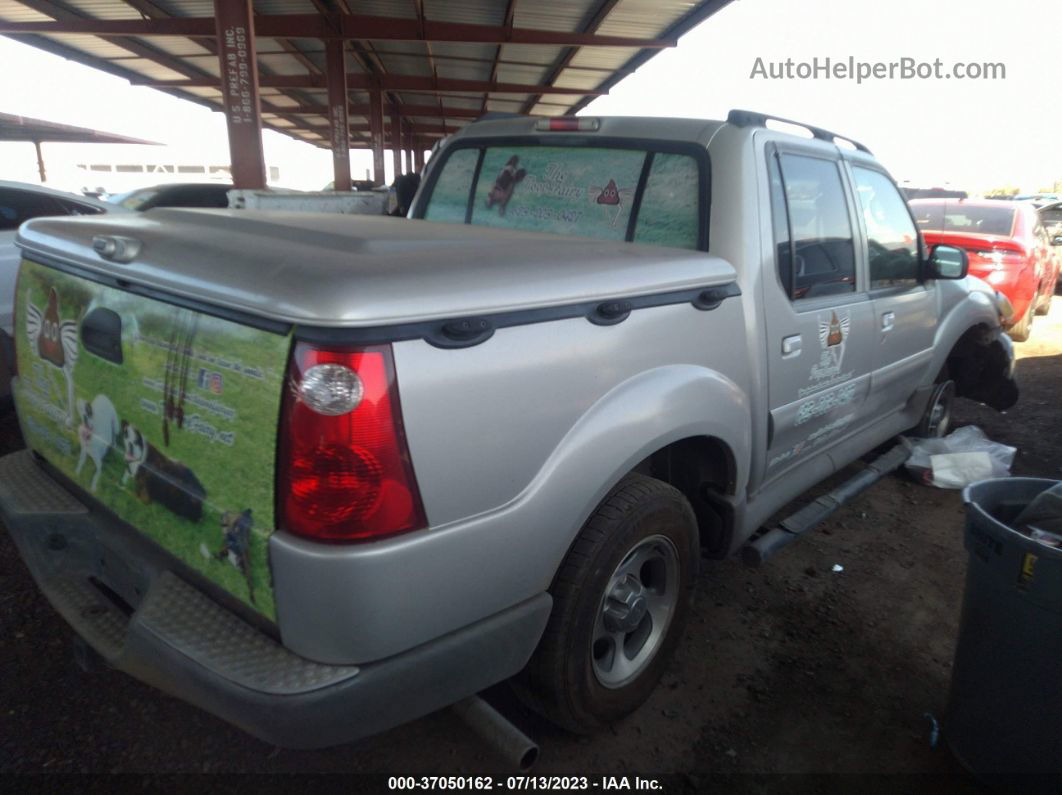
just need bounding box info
[369,87,385,185]
[403,122,415,175]
[33,140,46,182]
[414,142,425,172]
[390,109,402,177]
[325,39,351,191]
[213,0,266,189]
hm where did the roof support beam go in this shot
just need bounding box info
[133,74,604,96]
[0,15,674,48]
[214,0,266,189]
[263,102,483,119]
[326,39,352,192]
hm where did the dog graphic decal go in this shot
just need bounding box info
[201,509,256,605]
[121,421,207,522]
[75,394,120,493]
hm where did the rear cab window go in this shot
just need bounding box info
[419,141,707,251]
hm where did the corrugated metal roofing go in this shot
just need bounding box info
[1,0,734,149]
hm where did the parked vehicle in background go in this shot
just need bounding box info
[901,187,968,200]
[1,112,1018,749]
[1039,201,1062,295]
[909,198,1059,340]
[1,182,129,399]
[106,182,232,211]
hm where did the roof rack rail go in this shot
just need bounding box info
[726,109,872,154]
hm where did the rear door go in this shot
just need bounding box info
[761,143,876,485]
[13,258,290,621]
[845,161,936,418]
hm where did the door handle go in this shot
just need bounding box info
[781,334,802,357]
[881,311,895,332]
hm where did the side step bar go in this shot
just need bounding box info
[742,444,910,567]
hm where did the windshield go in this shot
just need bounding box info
[108,188,159,211]
[420,143,706,250]
[911,201,1016,237]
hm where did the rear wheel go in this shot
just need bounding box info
[519,474,697,733]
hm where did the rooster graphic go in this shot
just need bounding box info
[25,287,80,425]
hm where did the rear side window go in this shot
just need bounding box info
[774,153,856,299]
[633,153,700,249]
[852,167,919,289]
[422,143,706,250]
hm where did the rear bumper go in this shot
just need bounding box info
[0,449,551,749]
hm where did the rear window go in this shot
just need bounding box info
[420,143,706,250]
[911,202,1016,237]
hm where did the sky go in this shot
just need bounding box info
[1,0,1060,195]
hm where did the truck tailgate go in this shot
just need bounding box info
[13,258,290,620]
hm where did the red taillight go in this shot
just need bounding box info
[278,342,426,542]
[966,245,1026,270]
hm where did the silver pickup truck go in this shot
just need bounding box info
[0,112,1017,747]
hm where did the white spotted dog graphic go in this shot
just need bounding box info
[74,394,120,493]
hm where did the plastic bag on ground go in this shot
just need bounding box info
[902,425,1016,489]
[1013,482,1062,537]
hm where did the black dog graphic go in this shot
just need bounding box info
[217,509,255,605]
[121,421,207,522]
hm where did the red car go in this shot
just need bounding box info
[909,199,1060,341]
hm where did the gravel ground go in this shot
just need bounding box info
[2,301,1060,788]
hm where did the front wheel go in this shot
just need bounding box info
[518,474,697,733]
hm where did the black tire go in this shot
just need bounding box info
[518,473,697,733]
[1035,292,1052,316]
[1008,300,1035,343]
[914,379,956,438]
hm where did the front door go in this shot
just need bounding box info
[762,145,876,485]
[846,161,936,419]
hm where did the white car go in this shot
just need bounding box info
[1,181,129,397]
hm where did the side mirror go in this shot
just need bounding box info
[1052,235,1062,246]
[926,244,968,279]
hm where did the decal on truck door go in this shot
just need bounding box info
[14,259,290,620]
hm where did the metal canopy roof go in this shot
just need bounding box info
[0,110,158,143]
[0,0,734,151]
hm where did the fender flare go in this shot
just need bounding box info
[523,364,751,579]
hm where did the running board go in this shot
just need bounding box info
[742,444,910,567]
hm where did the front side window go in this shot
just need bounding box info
[776,153,856,299]
[852,167,919,289]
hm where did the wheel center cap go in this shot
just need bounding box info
[603,575,648,633]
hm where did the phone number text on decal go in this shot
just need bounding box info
[388,777,594,790]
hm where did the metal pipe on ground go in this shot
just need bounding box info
[451,695,539,771]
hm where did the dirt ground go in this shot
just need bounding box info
[2,302,1060,787]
